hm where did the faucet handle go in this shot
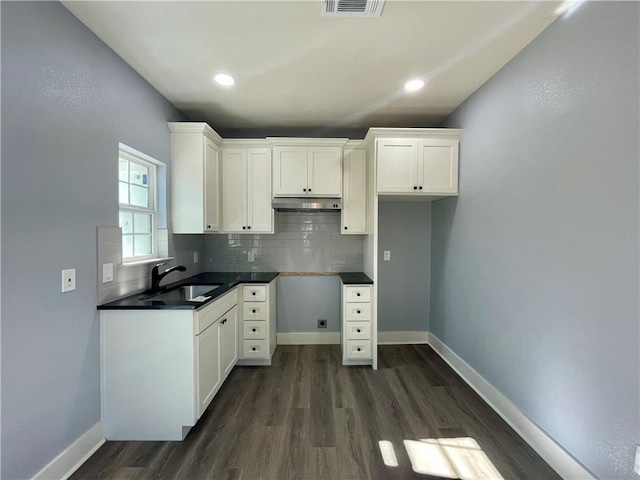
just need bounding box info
[153,261,168,269]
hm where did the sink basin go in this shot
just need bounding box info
[139,284,222,302]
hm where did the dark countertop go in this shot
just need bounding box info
[339,272,373,285]
[98,272,279,310]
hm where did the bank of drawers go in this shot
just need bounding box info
[241,285,268,359]
[342,285,372,361]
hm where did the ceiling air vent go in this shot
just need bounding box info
[321,0,385,17]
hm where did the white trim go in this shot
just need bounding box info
[32,421,105,480]
[427,333,596,480]
[377,331,430,344]
[266,137,348,147]
[166,122,223,145]
[277,332,340,345]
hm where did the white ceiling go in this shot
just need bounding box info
[62,0,562,138]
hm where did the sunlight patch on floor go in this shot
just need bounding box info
[379,437,504,480]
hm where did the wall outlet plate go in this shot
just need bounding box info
[102,263,114,283]
[383,250,391,261]
[193,251,199,263]
[62,268,76,293]
[248,251,255,262]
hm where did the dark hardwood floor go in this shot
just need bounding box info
[71,345,561,480]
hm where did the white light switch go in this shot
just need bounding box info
[248,251,255,262]
[383,250,391,261]
[102,263,114,283]
[62,269,76,292]
[193,251,199,263]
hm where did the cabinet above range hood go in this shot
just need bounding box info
[271,197,342,212]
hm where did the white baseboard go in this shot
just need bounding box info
[277,332,340,345]
[378,331,430,344]
[427,333,595,480]
[32,421,105,480]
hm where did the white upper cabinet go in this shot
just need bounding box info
[271,139,346,197]
[342,148,367,234]
[222,146,273,233]
[374,130,460,196]
[168,122,222,233]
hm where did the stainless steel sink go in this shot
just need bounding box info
[139,284,221,301]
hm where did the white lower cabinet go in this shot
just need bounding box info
[101,288,238,441]
[341,284,373,365]
[237,280,277,365]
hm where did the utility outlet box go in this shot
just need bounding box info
[317,319,327,328]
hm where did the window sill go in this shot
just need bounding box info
[121,257,174,267]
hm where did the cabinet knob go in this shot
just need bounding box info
[252,292,256,296]
[344,226,347,230]
[247,226,251,230]
[252,328,257,332]
[419,186,423,190]
[242,226,246,230]
[356,293,361,297]
[356,329,361,333]
[357,347,362,352]
[252,347,257,351]
[308,189,312,193]
[413,186,418,190]
[252,309,256,313]
[357,310,361,314]
[303,188,307,192]
[207,225,211,229]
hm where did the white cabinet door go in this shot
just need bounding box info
[376,139,419,193]
[196,320,221,418]
[222,149,248,232]
[247,148,273,233]
[273,146,308,196]
[418,138,459,195]
[219,306,238,379]
[342,149,367,234]
[308,147,342,197]
[204,138,221,232]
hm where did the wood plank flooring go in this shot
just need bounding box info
[71,345,561,480]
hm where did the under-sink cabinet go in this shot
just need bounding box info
[222,146,273,233]
[341,284,373,365]
[100,288,238,441]
[168,122,222,233]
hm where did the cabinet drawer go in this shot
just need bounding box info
[243,302,266,321]
[345,321,371,340]
[345,303,371,321]
[345,340,371,359]
[243,321,266,340]
[243,339,268,359]
[243,285,266,302]
[344,286,371,303]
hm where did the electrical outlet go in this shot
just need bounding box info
[248,251,255,262]
[62,269,76,293]
[193,251,199,263]
[102,263,114,283]
[383,250,391,261]
[317,319,327,328]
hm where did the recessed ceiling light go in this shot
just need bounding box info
[214,73,235,86]
[404,79,425,92]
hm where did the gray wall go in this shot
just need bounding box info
[276,276,341,333]
[377,201,431,332]
[431,3,639,478]
[0,2,195,478]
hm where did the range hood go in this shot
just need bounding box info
[272,197,342,212]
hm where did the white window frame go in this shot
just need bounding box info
[119,144,159,263]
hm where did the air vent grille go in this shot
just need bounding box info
[321,0,384,17]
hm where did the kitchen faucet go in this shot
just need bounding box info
[147,262,187,293]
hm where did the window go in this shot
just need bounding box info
[119,146,157,262]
